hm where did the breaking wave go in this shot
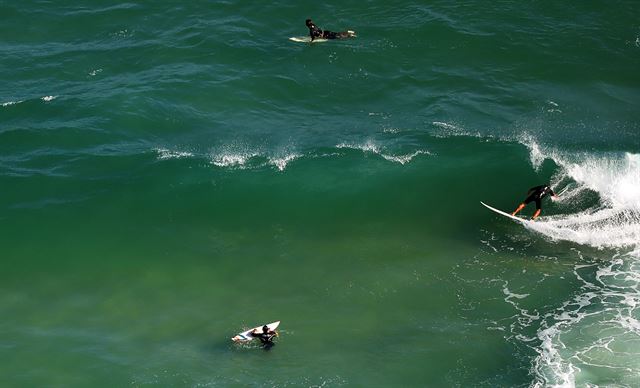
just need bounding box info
[336,140,431,164]
[513,135,640,387]
[154,142,431,171]
[519,136,640,250]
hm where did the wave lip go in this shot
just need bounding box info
[381,150,431,165]
[2,100,23,107]
[155,148,194,160]
[211,152,258,168]
[153,141,431,172]
[336,140,380,154]
[431,121,487,139]
[336,140,430,165]
[269,153,300,172]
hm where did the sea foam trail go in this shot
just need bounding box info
[530,252,640,388]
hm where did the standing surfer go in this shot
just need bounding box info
[512,184,558,220]
[306,19,355,41]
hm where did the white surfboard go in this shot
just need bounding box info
[289,36,328,43]
[481,201,529,224]
[289,31,355,43]
[231,321,280,342]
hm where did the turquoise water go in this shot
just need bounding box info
[1,1,639,387]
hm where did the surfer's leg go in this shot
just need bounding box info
[262,342,275,351]
[512,203,526,216]
[531,200,542,220]
[323,31,339,39]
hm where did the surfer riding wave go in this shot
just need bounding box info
[512,184,558,220]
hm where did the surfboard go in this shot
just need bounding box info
[289,36,328,43]
[289,31,355,43]
[231,321,280,342]
[556,186,569,196]
[481,202,529,224]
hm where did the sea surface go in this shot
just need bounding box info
[1,1,639,387]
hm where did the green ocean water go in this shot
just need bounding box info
[1,1,640,387]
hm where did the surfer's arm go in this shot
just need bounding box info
[309,26,322,41]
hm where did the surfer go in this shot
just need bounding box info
[512,184,558,220]
[306,19,355,41]
[250,325,277,348]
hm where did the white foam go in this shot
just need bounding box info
[269,154,299,171]
[503,286,529,300]
[532,325,578,388]
[519,133,547,170]
[41,95,57,102]
[545,100,562,113]
[212,152,257,168]
[336,140,380,154]
[431,121,486,138]
[1,100,22,107]
[565,153,640,209]
[525,208,640,249]
[336,141,429,165]
[112,29,131,38]
[504,136,640,385]
[518,136,640,250]
[432,121,458,131]
[155,148,193,160]
[381,150,430,165]
[530,251,640,387]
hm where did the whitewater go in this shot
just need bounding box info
[516,139,640,387]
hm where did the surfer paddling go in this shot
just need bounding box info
[512,184,558,220]
[250,325,278,348]
[306,19,356,41]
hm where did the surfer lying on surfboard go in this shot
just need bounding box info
[512,184,558,220]
[306,19,355,41]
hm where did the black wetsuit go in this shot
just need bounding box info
[307,22,345,41]
[251,331,275,345]
[523,185,556,210]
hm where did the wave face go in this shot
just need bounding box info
[1,1,639,387]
